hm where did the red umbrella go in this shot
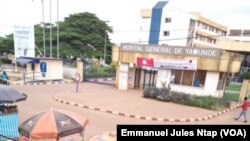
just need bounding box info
[18,109,89,140]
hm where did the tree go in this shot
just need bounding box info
[35,12,113,63]
[1,12,113,64]
[59,12,113,61]
[0,34,14,54]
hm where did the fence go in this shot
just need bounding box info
[223,81,242,101]
[23,71,44,84]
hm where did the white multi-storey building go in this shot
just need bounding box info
[139,1,227,48]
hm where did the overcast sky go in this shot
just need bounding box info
[0,0,250,43]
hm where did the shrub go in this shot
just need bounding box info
[143,82,171,102]
[143,85,230,111]
[86,65,116,78]
[170,91,230,111]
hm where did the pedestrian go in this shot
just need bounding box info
[235,97,249,123]
[1,71,9,85]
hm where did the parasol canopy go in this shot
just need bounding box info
[18,109,89,140]
[0,85,27,104]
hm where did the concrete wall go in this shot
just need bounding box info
[26,59,63,81]
[26,64,41,80]
[204,71,220,96]
[217,39,250,52]
[115,50,243,73]
[128,69,135,88]
[159,10,193,46]
[40,59,63,80]
[118,63,129,90]
[156,69,171,88]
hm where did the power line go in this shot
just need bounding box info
[119,32,250,44]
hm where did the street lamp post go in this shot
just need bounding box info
[103,21,109,65]
[104,30,107,65]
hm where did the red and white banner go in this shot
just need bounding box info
[154,59,197,70]
[136,57,154,67]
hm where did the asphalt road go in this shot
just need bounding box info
[11,83,249,140]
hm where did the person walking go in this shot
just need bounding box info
[235,97,249,123]
[1,71,9,85]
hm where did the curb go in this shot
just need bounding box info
[10,81,73,86]
[54,94,241,122]
[9,77,115,86]
[85,77,115,82]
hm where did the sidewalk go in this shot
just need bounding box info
[54,83,240,122]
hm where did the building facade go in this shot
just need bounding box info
[139,1,227,48]
[113,44,243,97]
[217,26,250,72]
[112,1,245,97]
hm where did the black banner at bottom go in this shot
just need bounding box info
[117,125,250,141]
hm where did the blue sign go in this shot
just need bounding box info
[40,62,47,72]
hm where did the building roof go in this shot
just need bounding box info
[192,12,227,31]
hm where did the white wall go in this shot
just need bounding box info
[118,63,129,90]
[139,17,151,44]
[139,9,197,46]
[128,68,135,88]
[156,69,171,88]
[25,59,63,81]
[159,9,194,46]
[63,67,77,80]
[170,71,220,97]
[39,59,63,80]
[26,63,41,80]
[204,71,220,96]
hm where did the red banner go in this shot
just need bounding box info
[136,57,154,67]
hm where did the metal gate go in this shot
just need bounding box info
[223,81,242,101]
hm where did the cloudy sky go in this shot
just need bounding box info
[0,0,250,43]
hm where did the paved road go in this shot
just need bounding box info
[11,83,249,140]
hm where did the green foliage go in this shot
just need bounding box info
[170,92,230,111]
[56,12,113,61]
[0,35,14,54]
[143,85,230,111]
[85,65,116,78]
[109,62,118,73]
[0,12,113,64]
[239,72,250,80]
[143,82,171,102]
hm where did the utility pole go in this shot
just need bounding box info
[57,0,59,58]
[49,0,52,58]
[104,31,106,65]
[42,0,46,57]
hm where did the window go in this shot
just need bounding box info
[196,21,201,27]
[163,31,170,36]
[171,69,207,87]
[165,18,171,23]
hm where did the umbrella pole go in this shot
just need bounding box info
[80,131,84,141]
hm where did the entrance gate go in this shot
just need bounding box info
[223,81,242,101]
[134,68,157,89]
